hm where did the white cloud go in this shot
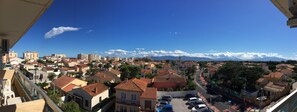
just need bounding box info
[104,49,287,60]
[87,29,93,33]
[44,26,80,38]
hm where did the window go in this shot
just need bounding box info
[121,93,126,102]
[85,100,89,107]
[131,94,136,104]
[145,100,152,109]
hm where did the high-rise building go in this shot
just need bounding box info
[23,51,39,60]
[88,54,100,62]
[78,54,88,60]
[2,51,18,64]
[52,54,66,58]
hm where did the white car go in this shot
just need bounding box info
[191,104,208,112]
[187,97,203,104]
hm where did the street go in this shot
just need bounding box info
[194,68,237,112]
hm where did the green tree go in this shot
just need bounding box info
[62,101,81,112]
[48,73,56,81]
[119,65,141,80]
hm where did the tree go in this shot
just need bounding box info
[37,59,46,64]
[61,101,81,112]
[48,73,56,81]
[103,63,112,69]
[119,65,141,80]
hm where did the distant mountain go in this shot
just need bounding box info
[151,56,287,61]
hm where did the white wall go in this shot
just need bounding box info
[157,90,197,98]
[91,89,109,109]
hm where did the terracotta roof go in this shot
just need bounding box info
[280,69,293,75]
[157,69,177,76]
[44,67,54,71]
[63,84,77,92]
[101,71,121,82]
[109,69,120,75]
[82,83,109,96]
[141,69,152,75]
[115,78,148,92]
[94,72,114,82]
[139,78,152,83]
[256,78,266,83]
[78,64,88,68]
[264,72,284,79]
[154,72,186,83]
[51,75,75,89]
[140,88,157,99]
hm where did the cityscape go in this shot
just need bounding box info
[1,0,297,112]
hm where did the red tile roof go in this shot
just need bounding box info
[115,78,148,92]
[140,88,157,99]
[51,75,75,89]
[139,78,152,84]
[264,72,284,79]
[82,83,109,96]
[63,84,77,92]
[94,72,114,82]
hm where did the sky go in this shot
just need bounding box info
[11,0,297,59]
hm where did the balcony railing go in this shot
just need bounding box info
[116,98,140,106]
[15,70,62,112]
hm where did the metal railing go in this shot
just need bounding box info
[15,70,63,112]
[116,98,140,106]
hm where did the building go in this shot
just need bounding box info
[87,72,117,83]
[263,82,290,101]
[78,54,88,60]
[52,54,66,58]
[153,69,187,90]
[51,75,87,93]
[23,51,39,60]
[2,51,18,64]
[66,83,109,111]
[115,78,157,112]
[88,54,100,62]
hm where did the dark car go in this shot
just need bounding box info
[161,95,173,102]
[157,104,174,112]
[184,94,196,100]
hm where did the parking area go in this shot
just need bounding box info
[171,98,189,112]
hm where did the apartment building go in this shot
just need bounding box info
[115,78,157,112]
[2,51,18,64]
[88,54,100,62]
[52,54,66,58]
[78,54,88,60]
[23,51,39,60]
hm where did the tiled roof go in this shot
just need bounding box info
[154,72,186,83]
[94,72,114,82]
[101,71,121,82]
[109,69,120,75]
[264,72,284,79]
[141,69,152,75]
[44,67,54,71]
[115,78,148,92]
[62,84,77,92]
[139,78,152,84]
[140,88,157,99]
[51,75,75,89]
[82,83,109,96]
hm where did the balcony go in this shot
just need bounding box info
[0,69,62,112]
[116,98,140,106]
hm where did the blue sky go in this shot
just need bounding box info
[12,0,297,59]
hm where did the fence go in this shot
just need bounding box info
[157,90,197,98]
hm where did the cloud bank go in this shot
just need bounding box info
[105,49,286,60]
[45,26,80,38]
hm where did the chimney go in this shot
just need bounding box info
[92,87,97,93]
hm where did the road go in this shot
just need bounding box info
[194,68,237,112]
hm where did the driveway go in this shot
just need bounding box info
[171,98,190,112]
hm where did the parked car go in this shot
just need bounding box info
[162,95,173,102]
[189,100,204,108]
[156,104,174,112]
[159,100,169,107]
[196,104,207,109]
[191,106,209,112]
[184,94,196,100]
[187,97,203,104]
